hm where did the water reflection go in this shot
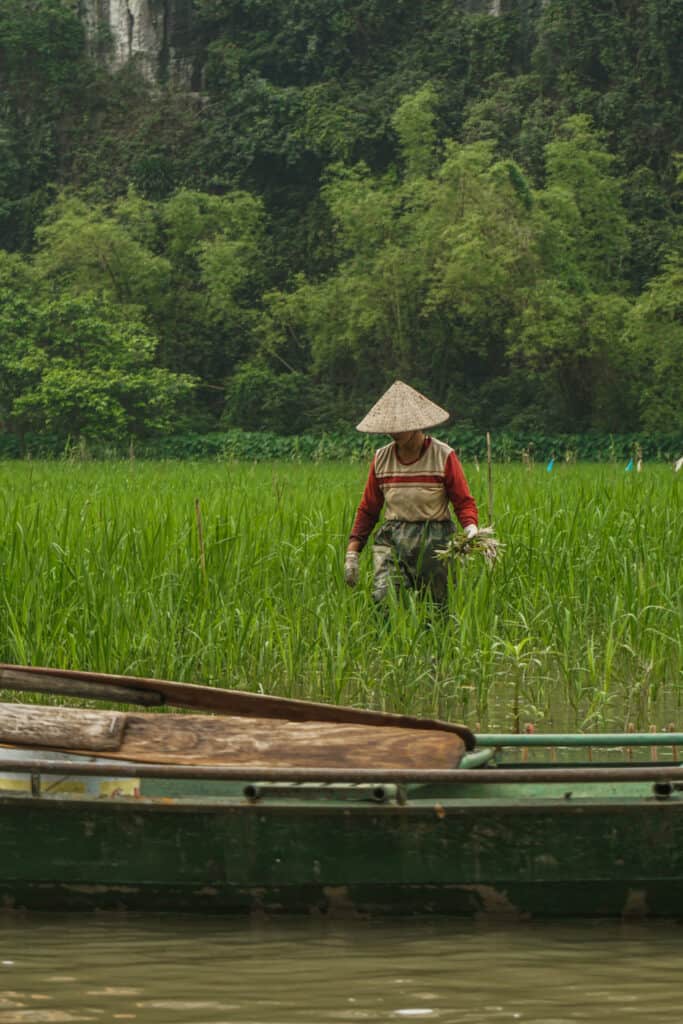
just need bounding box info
[0,915,681,1023]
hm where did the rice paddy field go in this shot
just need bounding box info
[0,459,680,732]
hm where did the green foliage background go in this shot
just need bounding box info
[0,0,682,446]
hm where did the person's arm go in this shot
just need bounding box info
[444,452,478,535]
[348,459,384,552]
[345,460,384,585]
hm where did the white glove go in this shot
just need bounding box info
[464,524,478,540]
[344,550,360,587]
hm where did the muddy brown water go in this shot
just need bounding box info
[0,915,682,1022]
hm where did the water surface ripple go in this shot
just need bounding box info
[0,915,681,1023]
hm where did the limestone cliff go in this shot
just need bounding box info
[79,0,195,83]
[78,0,534,86]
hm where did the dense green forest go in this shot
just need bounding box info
[0,0,681,447]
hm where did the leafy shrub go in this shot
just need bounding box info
[1,427,680,462]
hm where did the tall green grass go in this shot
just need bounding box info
[0,460,680,730]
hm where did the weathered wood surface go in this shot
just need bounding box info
[4,708,465,768]
[0,664,475,749]
[0,703,126,752]
[111,714,465,768]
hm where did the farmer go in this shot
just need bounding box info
[344,381,478,604]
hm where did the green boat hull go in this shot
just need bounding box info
[1,782,682,917]
[1,667,681,917]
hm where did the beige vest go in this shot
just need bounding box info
[374,438,452,522]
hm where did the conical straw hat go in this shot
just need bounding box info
[356,381,449,433]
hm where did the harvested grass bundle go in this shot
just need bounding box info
[437,526,503,565]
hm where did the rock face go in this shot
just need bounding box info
[79,0,195,83]
[79,0,537,85]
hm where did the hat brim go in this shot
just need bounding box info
[356,411,449,433]
[355,380,450,433]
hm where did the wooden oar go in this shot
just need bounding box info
[0,667,163,706]
[0,664,475,749]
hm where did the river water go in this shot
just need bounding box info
[0,915,682,1023]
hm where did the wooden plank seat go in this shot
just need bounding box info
[0,703,466,769]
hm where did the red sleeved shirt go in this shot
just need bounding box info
[349,437,478,550]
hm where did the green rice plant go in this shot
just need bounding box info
[0,460,680,731]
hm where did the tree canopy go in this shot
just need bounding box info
[0,0,681,444]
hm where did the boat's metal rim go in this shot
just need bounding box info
[3,756,683,785]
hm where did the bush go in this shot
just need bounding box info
[134,428,683,463]
[222,365,317,434]
[1,428,680,462]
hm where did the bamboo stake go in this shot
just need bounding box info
[194,497,207,582]
[486,431,494,526]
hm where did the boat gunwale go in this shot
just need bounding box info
[3,755,683,785]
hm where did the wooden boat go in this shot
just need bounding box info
[1,663,682,918]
